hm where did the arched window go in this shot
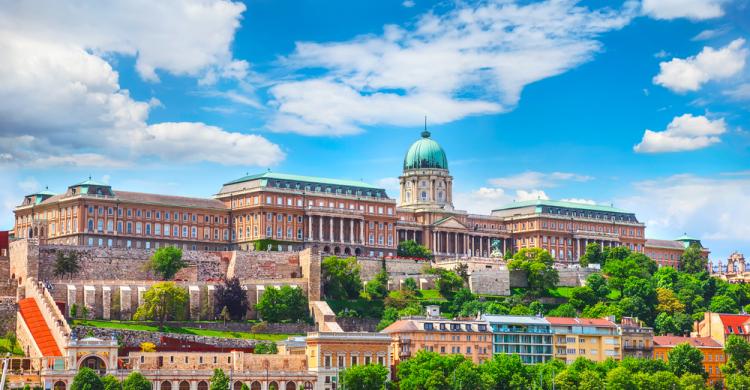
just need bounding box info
[250,383,261,390]
[88,219,94,232]
[179,382,190,390]
[421,191,427,200]
[197,381,208,390]
[161,382,172,390]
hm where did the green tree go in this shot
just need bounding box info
[255,285,308,323]
[710,294,738,313]
[403,277,418,292]
[321,256,362,299]
[479,354,532,390]
[454,262,470,285]
[101,375,121,390]
[253,341,278,354]
[668,343,706,378]
[149,247,186,280]
[679,373,707,390]
[340,364,389,390]
[365,269,389,300]
[449,360,482,390]
[569,286,597,311]
[680,243,707,274]
[53,251,80,279]
[580,243,605,267]
[507,248,559,296]
[397,351,466,390]
[434,269,464,298]
[547,303,577,317]
[726,373,750,390]
[214,277,249,320]
[724,335,750,375]
[578,370,604,390]
[585,273,610,298]
[656,288,685,314]
[133,282,189,326]
[654,312,680,335]
[209,369,229,390]
[122,372,152,390]
[71,367,103,390]
[605,367,636,390]
[397,240,433,259]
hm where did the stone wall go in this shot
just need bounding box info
[337,317,379,332]
[469,269,511,296]
[0,297,17,334]
[558,267,597,287]
[73,325,259,350]
[358,257,427,280]
[434,258,505,274]
[299,248,321,302]
[9,240,38,283]
[227,251,302,280]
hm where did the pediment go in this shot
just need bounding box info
[434,217,467,230]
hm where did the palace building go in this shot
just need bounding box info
[12,130,706,265]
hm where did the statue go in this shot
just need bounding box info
[490,239,503,258]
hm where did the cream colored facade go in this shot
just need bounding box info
[547,317,621,363]
[305,332,391,390]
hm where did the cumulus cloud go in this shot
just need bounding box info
[634,114,727,153]
[618,173,750,256]
[268,0,637,135]
[488,171,593,190]
[653,39,747,93]
[0,2,284,168]
[641,0,726,20]
[454,187,549,214]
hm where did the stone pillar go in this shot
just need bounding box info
[319,216,323,241]
[207,285,216,318]
[308,215,313,240]
[454,233,458,257]
[502,238,506,256]
[102,286,111,320]
[66,285,76,316]
[137,286,147,308]
[360,220,365,244]
[189,286,200,320]
[339,217,344,244]
[83,285,95,319]
[350,219,355,244]
[329,217,334,243]
[119,286,132,319]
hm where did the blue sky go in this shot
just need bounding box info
[0,0,748,261]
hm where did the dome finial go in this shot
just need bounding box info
[421,116,430,138]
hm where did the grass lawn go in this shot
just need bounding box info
[417,289,444,300]
[325,298,384,318]
[546,287,575,299]
[0,337,24,356]
[72,320,298,342]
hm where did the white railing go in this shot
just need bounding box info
[24,278,69,353]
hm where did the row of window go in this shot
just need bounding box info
[422,322,488,332]
[87,219,229,241]
[322,354,385,369]
[541,207,637,223]
[231,195,395,215]
[265,180,387,198]
[86,205,228,225]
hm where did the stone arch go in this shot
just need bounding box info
[268,382,279,390]
[344,247,351,255]
[197,381,208,390]
[33,227,38,238]
[232,382,243,390]
[54,381,66,390]
[333,246,341,255]
[39,227,44,238]
[161,382,172,390]
[28,228,33,238]
[323,246,330,253]
[285,382,296,390]
[355,248,362,256]
[179,381,190,390]
[250,382,261,390]
[78,355,107,375]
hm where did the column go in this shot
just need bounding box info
[102,286,111,320]
[329,216,334,242]
[83,285,95,319]
[470,235,474,257]
[350,219,355,244]
[308,215,313,240]
[433,231,437,254]
[577,239,581,261]
[600,240,604,250]
[454,233,458,257]
[120,286,132,320]
[189,285,200,320]
[502,239,506,256]
[339,217,344,244]
[319,216,323,241]
[360,220,365,244]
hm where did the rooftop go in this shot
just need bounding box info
[482,315,550,326]
[492,199,631,214]
[223,171,381,189]
[653,336,722,348]
[545,317,617,327]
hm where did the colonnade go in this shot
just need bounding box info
[307,215,365,245]
[430,231,504,258]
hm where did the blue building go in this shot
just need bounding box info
[483,315,553,364]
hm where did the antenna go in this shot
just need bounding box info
[424,115,427,131]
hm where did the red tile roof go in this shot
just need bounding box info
[653,336,722,348]
[545,317,616,327]
[718,314,750,334]
[18,298,62,356]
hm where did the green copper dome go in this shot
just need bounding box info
[403,130,448,170]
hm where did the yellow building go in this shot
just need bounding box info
[653,336,725,387]
[305,331,392,390]
[546,317,621,363]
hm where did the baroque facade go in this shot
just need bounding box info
[12,130,706,264]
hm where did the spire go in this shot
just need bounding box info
[421,116,430,138]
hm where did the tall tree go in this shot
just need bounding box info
[214,277,249,320]
[71,367,103,390]
[321,256,362,300]
[365,269,389,300]
[680,244,707,274]
[340,364,389,390]
[149,247,186,280]
[585,273,609,298]
[256,285,308,323]
[133,282,188,326]
[53,251,80,279]
[397,240,433,259]
[433,269,464,298]
[579,243,605,267]
[667,343,706,378]
[208,369,229,390]
[724,335,750,375]
[101,375,121,390]
[122,372,151,390]
[507,248,559,297]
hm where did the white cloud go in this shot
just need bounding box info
[725,83,750,100]
[692,27,730,41]
[634,114,727,153]
[18,178,40,194]
[642,0,726,20]
[618,174,750,256]
[268,0,637,135]
[0,0,248,83]
[402,0,415,8]
[0,9,284,168]
[488,171,593,190]
[653,39,747,93]
[454,187,548,214]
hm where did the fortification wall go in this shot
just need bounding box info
[227,251,302,280]
[357,257,427,280]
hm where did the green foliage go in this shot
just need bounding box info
[680,243,707,274]
[679,373,707,390]
[253,238,283,251]
[603,250,657,295]
[71,367,103,390]
[454,262,470,285]
[580,243,605,267]
[547,303,577,317]
[668,343,706,378]
[585,273,610,298]
[569,286,597,311]
[122,372,151,390]
[101,375,121,390]
[253,341,278,354]
[149,247,186,280]
[214,277,249,320]
[403,277,418,292]
[507,248,559,297]
[53,251,80,279]
[605,367,636,390]
[397,240,433,259]
[578,370,604,390]
[133,282,188,326]
[209,369,229,390]
[256,285,308,323]
[70,303,78,319]
[433,269,464,298]
[339,363,389,390]
[365,270,389,300]
[724,335,750,375]
[726,373,750,390]
[710,294,738,313]
[321,256,362,299]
